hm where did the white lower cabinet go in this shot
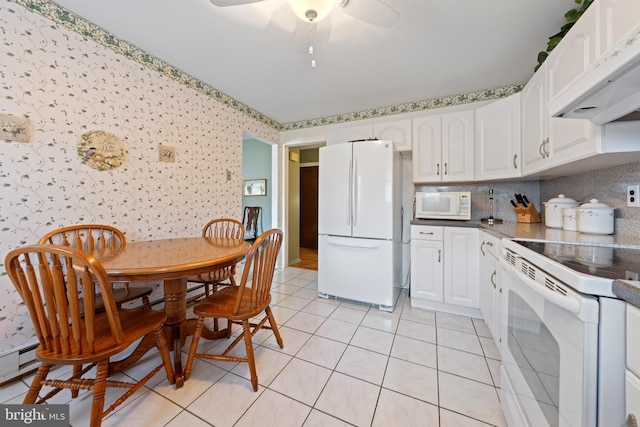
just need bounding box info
[478,231,502,342]
[411,225,480,317]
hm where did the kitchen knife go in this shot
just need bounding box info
[510,200,518,208]
[514,194,524,205]
[522,195,530,206]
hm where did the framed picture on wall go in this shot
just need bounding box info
[243,178,266,196]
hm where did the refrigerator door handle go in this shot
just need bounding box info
[327,240,381,250]
[347,157,353,226]
[353,158,358,226]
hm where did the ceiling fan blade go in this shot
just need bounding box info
[338,0,399,28]
[209,0,265,7]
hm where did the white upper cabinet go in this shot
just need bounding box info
[597,0,640,55]
[475,93,522,180]
[374,119,412,152]
[521,61,601,176]
[546,3,598,101]
[335,124,373,143]
[413,110,474,183]
[334,119,412,152]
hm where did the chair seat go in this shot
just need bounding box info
[193,286,270,320]
[36,309,167,365]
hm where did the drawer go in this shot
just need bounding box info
[626,370,640,424]
[480,232,500,257]
[628,304,640,377]
[411,225,443,241]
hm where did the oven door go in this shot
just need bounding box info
[500,257,599,427]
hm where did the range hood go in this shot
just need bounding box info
[549,23,640,125]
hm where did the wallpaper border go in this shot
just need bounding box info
[11,0,524,132]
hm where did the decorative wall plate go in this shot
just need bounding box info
[77,130,127,170]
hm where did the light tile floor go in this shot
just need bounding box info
[0,267,507,427]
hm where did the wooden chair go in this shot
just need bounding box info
[242,206,262,243]
[187,218,245,299]
[39,225,153,310]
[184,229,284,391]
[5,244,175,427]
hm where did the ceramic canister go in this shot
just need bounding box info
[576,199,615,235]
[562,208,578,231]
[543,194,579,228]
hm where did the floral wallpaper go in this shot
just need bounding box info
[0,0,279,351]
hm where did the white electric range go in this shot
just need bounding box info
[499,238,640,427]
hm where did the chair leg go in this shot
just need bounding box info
[91,360,109,427]
[154,326,175,385]
[265,306,284,349]
[241,319,258,391]
[24,364,51,404]
[71,364,82,398]
[185,317,205,381]
[142,295,152,310]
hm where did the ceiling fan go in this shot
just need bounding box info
[209,0,400,68]
[209,0,400,28]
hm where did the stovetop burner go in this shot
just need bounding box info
[513,240,640,281]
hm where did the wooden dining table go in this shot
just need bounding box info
[93,236,251,388]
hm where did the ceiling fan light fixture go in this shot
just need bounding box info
[288,0,334,22]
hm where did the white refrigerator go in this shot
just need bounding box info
[318,140,402,311]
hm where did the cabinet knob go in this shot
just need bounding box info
[420,231,434,235]
[444,163,448,175]
[480,241,486,256]
[491,270,497,289]
[436,163,440,175]
[438,249,441,262]
[513,154,518,169]
[539,140,546,158]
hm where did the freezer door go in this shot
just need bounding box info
[353,140,394,239]
[318,143,353,237]
[318,235,398,309]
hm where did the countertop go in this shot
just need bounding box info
[411,219,640,308]
[612,280,640,309]
[410,219,640,248]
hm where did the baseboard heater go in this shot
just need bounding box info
[0,341,39,385]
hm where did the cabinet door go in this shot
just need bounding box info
[443,227,479,308]
[547,116,601,167]
[598,0,640,54]
[442,110,474,182]
[410,239,444,302]
[546,2,598,101]
[336,124,373,143]
[480,246,499,340]
[521,67,548,175]
[412,115,442,182]
[374,119,412,152]
[475,94,521,180]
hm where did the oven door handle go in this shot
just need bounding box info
[504,262,581,314]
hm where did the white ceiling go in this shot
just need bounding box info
[52,0,577,125]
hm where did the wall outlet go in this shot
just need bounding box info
[627,185,640,207]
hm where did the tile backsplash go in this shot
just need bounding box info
[540,161,640,238]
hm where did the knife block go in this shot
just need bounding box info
[514,203,541,223]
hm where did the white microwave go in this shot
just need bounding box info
[415,191,471,220]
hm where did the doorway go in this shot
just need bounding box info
[286,144,323,271]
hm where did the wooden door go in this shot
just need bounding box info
[300,166,318,249]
